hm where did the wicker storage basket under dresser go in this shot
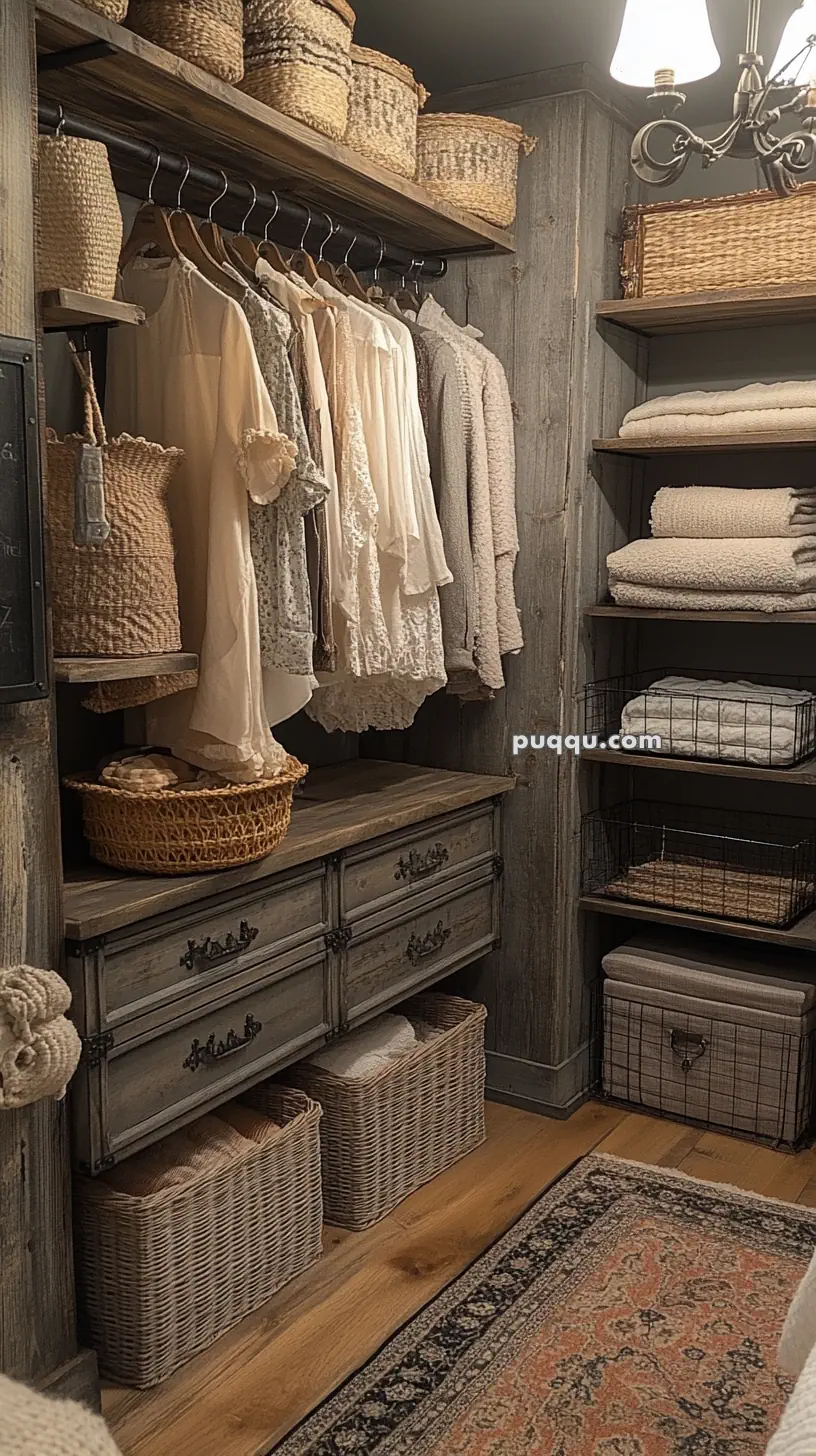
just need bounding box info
[74,1086,322,1387]
[602,935,816,1146]
[250,993,487,1230]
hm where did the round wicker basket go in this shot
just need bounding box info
[65,756,308,875]
[242,0,356,141]
[345,46,427,179]
[416,112,536,229]
[38,136,123,299]
[79,0,129,18]
[127,0,244,84]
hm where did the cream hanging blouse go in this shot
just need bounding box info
[106,258,296,781]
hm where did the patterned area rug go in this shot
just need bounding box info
[275,1153,816,1455]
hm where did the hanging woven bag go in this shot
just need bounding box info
[345,46,428,178]
[126,0,244,84]
[77,0,129,19]
[38,136,123,300]
[242,0,356,141]
[46,347,184,659]
[416,113,537,229]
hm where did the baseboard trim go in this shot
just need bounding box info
[37,1350,100,1411]
[486,1043,596,1117]
[486,1084,592,1120]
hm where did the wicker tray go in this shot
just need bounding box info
[74,1087,323,1387]
[64,755,307,874]
[253,993,487,1230]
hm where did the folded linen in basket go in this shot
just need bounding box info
[609,581,816,613]
[607,537,816,594]
[308,1013,418,1080]
[623,379,816,424]
[651,486,816,540]
[101,1106,279,1197]
[620,676,816,766]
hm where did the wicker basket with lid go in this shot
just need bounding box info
[126,0,244,84]
[345,45,428,178]
[417,112,536,228]
[242,0,355,141]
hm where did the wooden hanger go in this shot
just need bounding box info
[198,169,232,265]
[167,157,246,301]
[119,150,184,268]
[226,183,261,285]
[257,190,291,276]
[288,205,321,287]
[315,215,343,289]
[391,258,425,315]
[335,233,372,303]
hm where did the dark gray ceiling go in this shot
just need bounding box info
[352,0,802,119]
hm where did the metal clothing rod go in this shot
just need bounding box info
[37,100,448,280]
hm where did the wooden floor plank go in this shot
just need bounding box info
[677,1130,816,1202]
[594,1110,703,1168]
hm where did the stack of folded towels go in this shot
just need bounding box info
[607,483,816,612]
[620,675,816,767]
[308,1012,440,1081]
[619,379,816,440]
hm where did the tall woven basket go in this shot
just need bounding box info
[345,46,427,178]
[417,112,536,228]
[78,0,128,18]
[264,994,487,1230]
[126,0,244,82]
[621,186,816,298]
[46,348,184,659]
[74,1088,323,1387]
[38,136,123,300]
[242,0,356,141]
[65,754,307,874]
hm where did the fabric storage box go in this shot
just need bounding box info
[74,1087,322,1387]
[253,994,487,1230]
[416,112,536,229]
[126,0,244,83]
[345,46,427,179]
[242,0,356,142]
[602,935,816,1145]
[621,185,816,299]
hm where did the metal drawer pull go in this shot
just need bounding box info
[405,921,452,965]
[182,1013,263,1072]
[180,919,259,972]
[669,1029,708,1074]
[395,843,449,882]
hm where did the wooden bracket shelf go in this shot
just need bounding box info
[54,652,198,683]
[585,604,816,623]
[593,430,816,456]
[581,893,816,953]
[42,289,145,330]
[581,747,816,786]
[596,282,816,337]
[35,0,514,258]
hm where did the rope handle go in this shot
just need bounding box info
[67,341,107,448]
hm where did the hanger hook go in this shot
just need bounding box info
[373,233,385,283]
[240,182,258,236]
[54,103,67,138]
[208,169,229,223]
[173,155,191,214]
[263,190,281,242]
[343,233,358,267]
[318,213,336,263]
[147,149,163,205]
[299,203,313,252]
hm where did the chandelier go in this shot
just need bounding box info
[610,0,816,197]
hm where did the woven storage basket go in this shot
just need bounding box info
[260,993,487,1230]
[38,136,123,299]
[622,185,816,298]
[79,0,128,19]
[416,112,536,229]
[242,0,356,141]
[46,349,183,658]
[345,45,427,179]
[127,0,244,82]
[74,1087,323,1387]
[65,754,307,874]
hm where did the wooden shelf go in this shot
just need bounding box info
[581,747,816,786]
[581,893,816,952]
[35,0,514,258]
[41,289,144,330]
[54,652,198,683]
[593,430,816,456]
[585,604,816,624]
[596,282,816,337]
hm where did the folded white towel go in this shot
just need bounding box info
[620,677,816,766]
[651,487,816,540]
[621,406,816,439]
[607,537,816,594]
[609,581,816,613]
[309,1013,417,1081]
[624,379,816,424]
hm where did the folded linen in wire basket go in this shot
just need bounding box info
[607,536,816,594]
[619,380,816,439]
[651,486,816,540]
[608,581,816,613]
[620,676,816,766]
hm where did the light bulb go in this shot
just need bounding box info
[769,0,816,87]
[610,0,721,89]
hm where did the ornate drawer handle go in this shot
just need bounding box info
[180,919,259,972]
[183,1013,263,1073]
[669,1029,708,1074]
[405,921,452,966]
[395,843,450,883]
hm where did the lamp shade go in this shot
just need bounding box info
[769,1,816,86]
[610,0,721,88]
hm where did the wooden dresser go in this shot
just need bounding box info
[63,760,514,1173]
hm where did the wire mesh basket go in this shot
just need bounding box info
[580,669,816,769]
[582,800,816,928]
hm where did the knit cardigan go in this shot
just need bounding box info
[0,1375,121,1456]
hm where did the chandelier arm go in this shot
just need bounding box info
[745,0,762,57]
[631,119,715,187]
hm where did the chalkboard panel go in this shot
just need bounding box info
[0,336,47,703]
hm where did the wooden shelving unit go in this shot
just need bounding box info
[41,289,144,330]
[54,652,198,683]
[585,604,816,623]
[593,429,816,456]
[596,281,816,336]
[581,747,816,786]
[581,894,816,953]
[35,0,514,258]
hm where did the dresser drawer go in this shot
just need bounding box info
[344,874,499,1022]
[341,805,498,919]
[101,866,328,1024]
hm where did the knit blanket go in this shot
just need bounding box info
[0,966,81,1109]
[0,1374,122,1456]
[607,537,816,594]
[651,486,816,540]
[609,581,816,613]
[620,676,816,766]
[621,407,816,438]
[622,380,816,432]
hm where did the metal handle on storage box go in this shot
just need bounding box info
[394,844,449,883]
[182,1014,263,1072]
[405,921,452,966]
[179,919,259,972]
[669,1029,708,1074]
